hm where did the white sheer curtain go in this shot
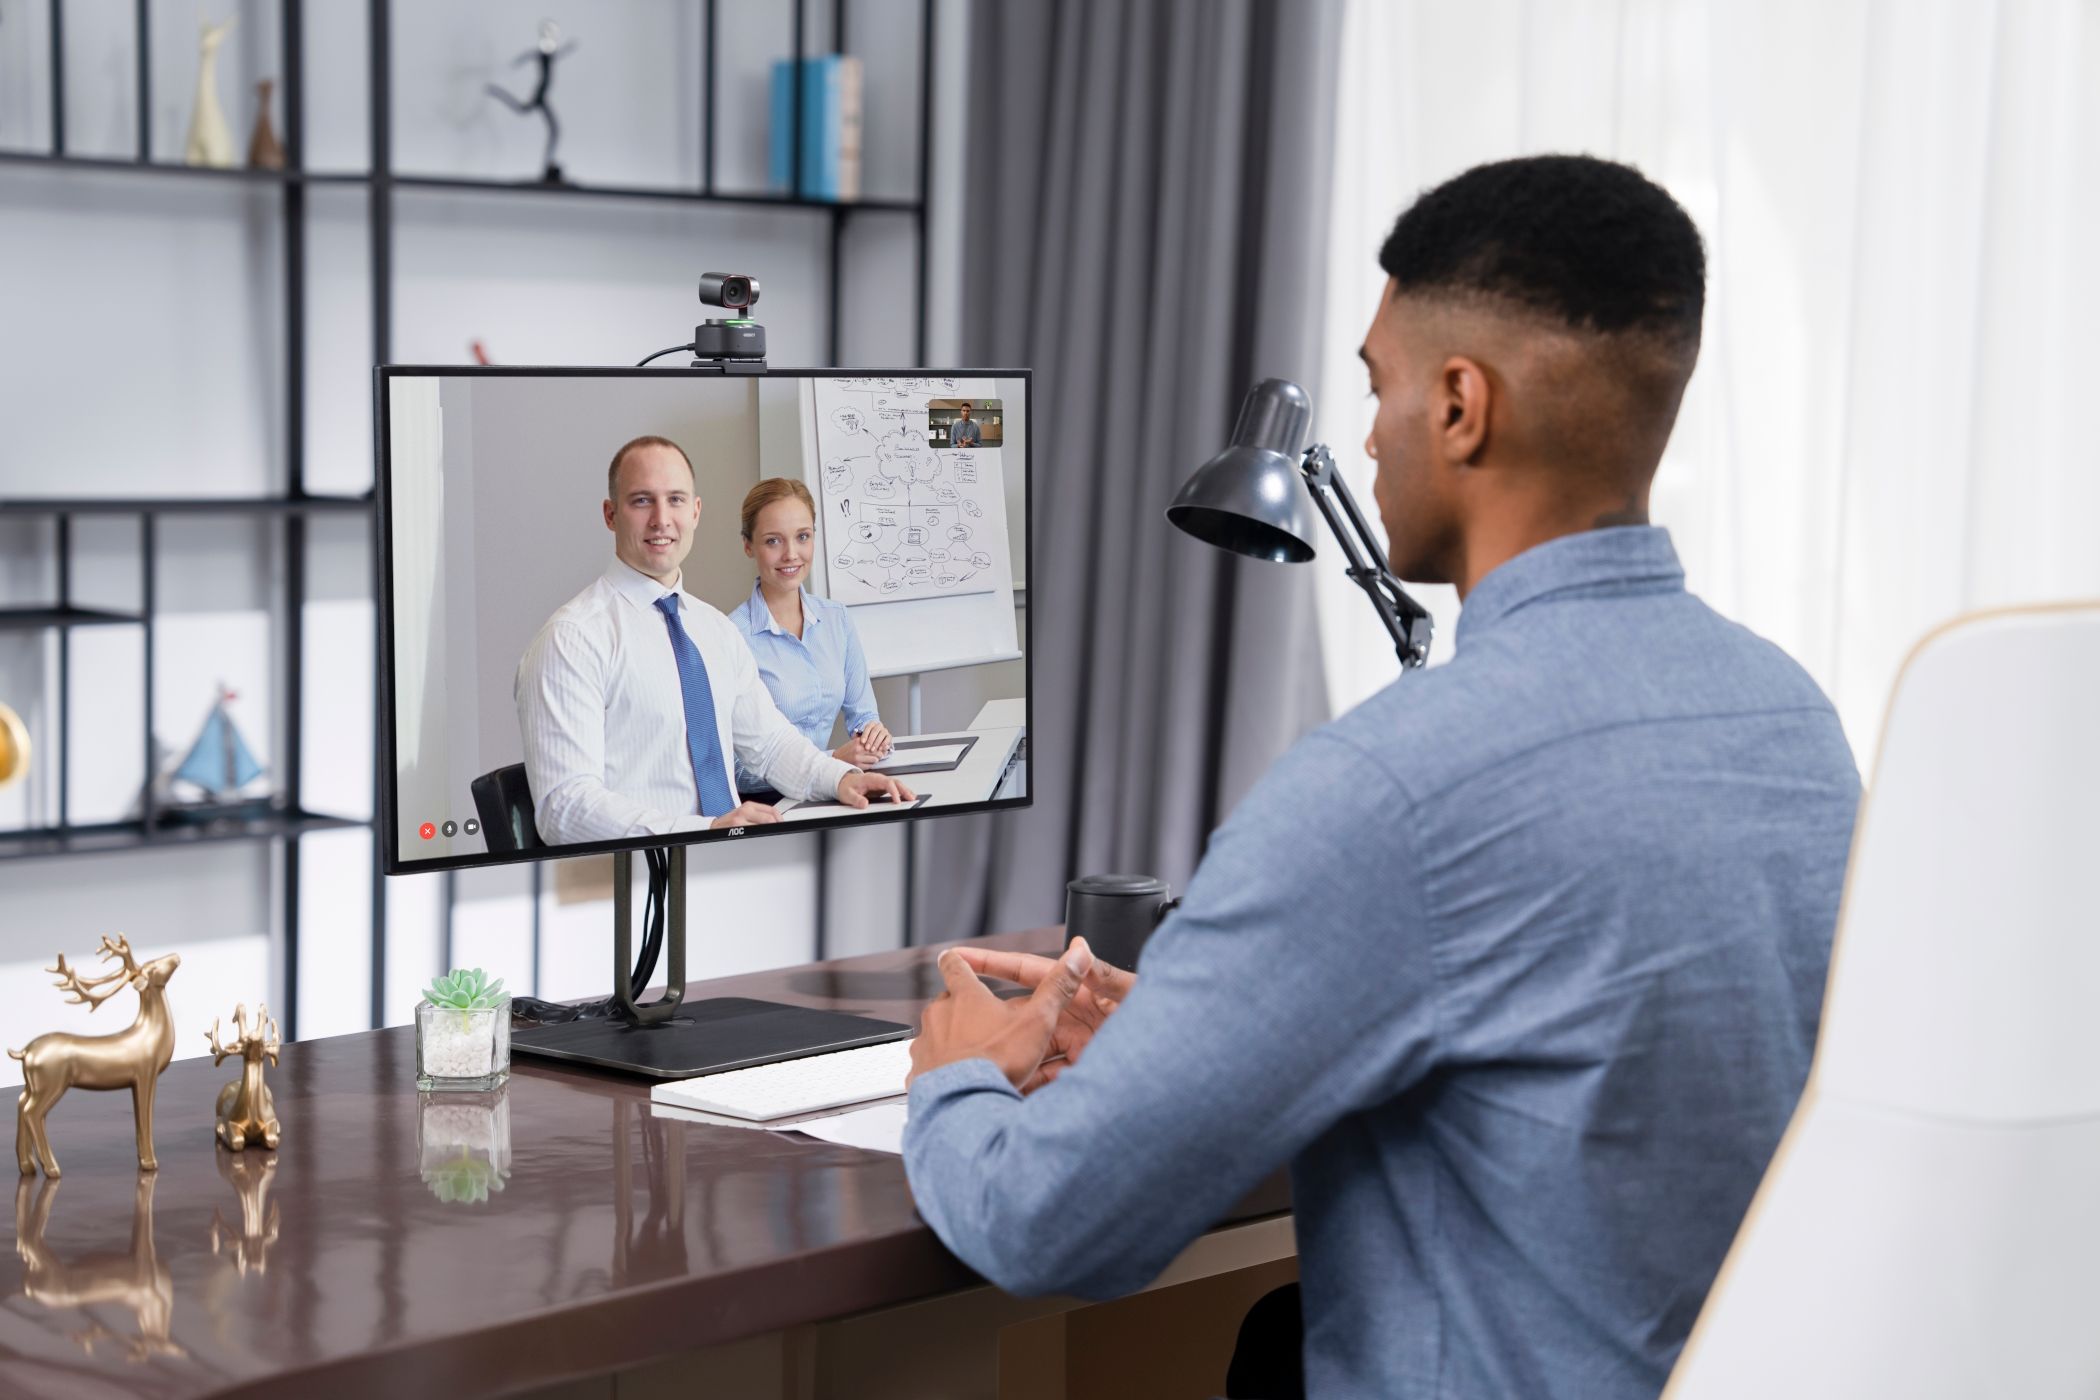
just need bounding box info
[1317,0,2100,756]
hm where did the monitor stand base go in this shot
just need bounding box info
[512,996,911,1079]
[509,845,911,1080]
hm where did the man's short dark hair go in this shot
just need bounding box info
[606,435,696,502]
[1380,154,1705,359]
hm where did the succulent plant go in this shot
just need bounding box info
[422,967,507,1011]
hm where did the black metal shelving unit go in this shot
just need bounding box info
[3,0,936,1034]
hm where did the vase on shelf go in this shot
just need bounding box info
[185,17,238,168]
[247,78,285,170]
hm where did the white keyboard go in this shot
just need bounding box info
[649,1038,914,1122]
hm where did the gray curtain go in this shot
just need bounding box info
[916,0,1344,941]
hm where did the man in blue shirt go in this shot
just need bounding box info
[949,402,983,447]
[901,154,1862,1397]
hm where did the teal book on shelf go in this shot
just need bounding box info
[770,55,863,200]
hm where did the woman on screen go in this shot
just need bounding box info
[732,478,894,774]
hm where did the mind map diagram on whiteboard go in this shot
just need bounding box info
[811,377,1014,607]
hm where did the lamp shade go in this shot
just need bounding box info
[1167,379,1318,563]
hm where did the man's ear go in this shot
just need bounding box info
[1438,354,1492,466]
[603,499,616,531]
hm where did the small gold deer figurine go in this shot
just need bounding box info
[9,935,181,1179]
[206,1004,281,1152]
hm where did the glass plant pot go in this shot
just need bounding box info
[415,998,511,1092]
[417,1088,512,1205]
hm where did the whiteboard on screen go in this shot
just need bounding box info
[802,376,1020,677]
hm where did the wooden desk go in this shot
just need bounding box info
[2,929,1292,1399]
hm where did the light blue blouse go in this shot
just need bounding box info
[728,583,881,768]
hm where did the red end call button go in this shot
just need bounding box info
[418,822,436,840]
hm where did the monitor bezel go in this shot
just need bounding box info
[373,364,1034,876]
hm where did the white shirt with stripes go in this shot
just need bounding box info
[515,558,853,844]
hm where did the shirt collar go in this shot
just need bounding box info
[604,557,686,613]
[738,580,822,636]
[1455,526,1685,644]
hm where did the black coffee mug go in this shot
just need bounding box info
[1064,873,1180,972]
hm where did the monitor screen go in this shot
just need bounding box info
[376,367,1031,872]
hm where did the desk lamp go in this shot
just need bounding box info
[1168,378,1433,668]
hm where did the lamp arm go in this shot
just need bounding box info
[1300,445,1434,669]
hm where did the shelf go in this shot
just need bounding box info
[382,172,921,213]
[0,606,143,631]
[0,153,923,214]
[0,495,373,517]
[0,806,368,862]
[0,150,301,185]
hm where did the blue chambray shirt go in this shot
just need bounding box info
[904,527,1861,1399]
[728,583,881,770]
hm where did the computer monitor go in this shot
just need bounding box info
[374,366,1031,1074]
[377,366,1030,868]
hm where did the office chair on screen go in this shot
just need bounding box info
[1666,603,2100,1399]
[470,764,543,853]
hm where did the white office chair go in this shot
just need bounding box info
[1664,603,2100,1398]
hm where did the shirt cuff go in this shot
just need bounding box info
[907,1055,1017,1115]
[810,754,855,801]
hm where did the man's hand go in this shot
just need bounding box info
[709,800,780,829]
[950,943,1137,1091]
[836,770,916,807]
[910,938,1098,1090]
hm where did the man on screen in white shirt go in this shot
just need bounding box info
[516,435,915,845]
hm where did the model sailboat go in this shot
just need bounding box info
[171,687,265,802]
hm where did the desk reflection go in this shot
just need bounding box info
[613,1094,687,1285]
[12,1172,184,1362]
[209,1149,280,1276]
[419,1089,513,1205]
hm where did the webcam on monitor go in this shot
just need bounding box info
[698,271,760,311]
[691,272,765,366]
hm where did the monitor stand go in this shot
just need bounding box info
[511,845,913,1080]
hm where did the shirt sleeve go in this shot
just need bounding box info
[838,609,882,738]
[723,625,854,802]
[902,729,1442,1300]
[515,618,710,844]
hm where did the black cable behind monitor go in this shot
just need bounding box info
[509,847,670,1024]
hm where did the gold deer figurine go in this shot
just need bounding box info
[14,1173,185,1361]
[9,935,181,1178]
[207,1004,281,1152]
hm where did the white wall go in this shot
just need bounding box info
[1317,0,2100,766]
[0,0,974,1078]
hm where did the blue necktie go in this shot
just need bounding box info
[654,594,737,817]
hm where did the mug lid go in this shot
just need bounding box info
[1067,872,1169,897]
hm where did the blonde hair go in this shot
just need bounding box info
[740,477,817,541]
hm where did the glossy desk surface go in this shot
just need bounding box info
[1,927,1283,1399]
